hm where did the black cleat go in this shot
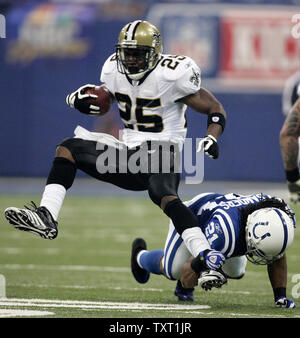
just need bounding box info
[131,238,150,284]
[4,202,58,240]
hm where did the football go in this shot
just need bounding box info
[85,85,112,115]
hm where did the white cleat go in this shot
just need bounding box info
[198,270,227,291]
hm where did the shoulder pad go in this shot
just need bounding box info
[157,54,200,82]
[100,53,118,82]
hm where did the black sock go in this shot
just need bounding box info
[164,198,199,235]
[285,167,299,183]
[46,157,77,190]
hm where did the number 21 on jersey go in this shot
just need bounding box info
[205,221,219,246]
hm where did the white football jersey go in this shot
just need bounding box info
[100,53,201,148]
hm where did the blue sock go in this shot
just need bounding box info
[139,250,164,275]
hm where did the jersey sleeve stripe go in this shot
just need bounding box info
[165,234,183,280]
[216,209,236,257]
[273,209,288,255]
[183,193,216,208]
[215,214,230,255]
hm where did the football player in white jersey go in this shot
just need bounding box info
[4,21,227,265]
[131,192,296,308]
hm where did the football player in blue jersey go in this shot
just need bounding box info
[131,192,296,308]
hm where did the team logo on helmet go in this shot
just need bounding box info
[252,222,271,240]
[152,32,161,47]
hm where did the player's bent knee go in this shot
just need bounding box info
[231,272,245,280]
[147,174,179,208]
[56,138,78,164]
[223,271,245,280]
[55,146,75,163]
[160,195,178,210]
[221,256,247,279]
[148,188,177,208]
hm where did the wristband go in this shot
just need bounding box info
[207,113,226,133]
[190,250,209,273]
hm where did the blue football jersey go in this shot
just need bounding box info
[184,192,270,258]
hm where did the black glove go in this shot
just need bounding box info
[197,135,219,159]
[66,84,100,115]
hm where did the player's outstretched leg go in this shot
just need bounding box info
[4,202,58,240]
[4,142,77,239]
[131,238,150,284]
[174,280,194,301]
[131,238,164,284]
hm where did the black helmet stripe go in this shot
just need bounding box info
[132,21,142,40]
[124,23,132,40]
[126,20,142,40]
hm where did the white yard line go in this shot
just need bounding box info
[0,298,211,311]
[6,282,252,294]
[0,263,129,273]
[0,309,54,318]
[7,283,164,292]
[0,298,299,318]
[0,247,60,255]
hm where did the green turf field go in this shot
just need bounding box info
[0,194,299,318]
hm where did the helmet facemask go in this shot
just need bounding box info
[116,44,159,80]
[245,234,283,265]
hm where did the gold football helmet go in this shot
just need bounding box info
[116,20,163,80]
